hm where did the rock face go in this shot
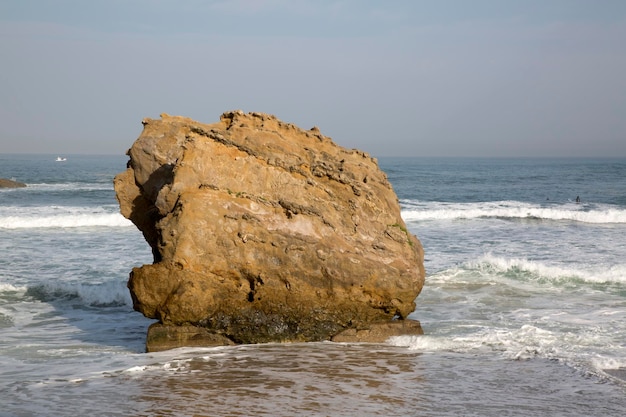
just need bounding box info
[114,111,425,348]
[0,178,27,188]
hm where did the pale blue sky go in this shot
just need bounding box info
[1,0,625,157]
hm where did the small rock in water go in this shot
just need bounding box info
[0,178,27,188]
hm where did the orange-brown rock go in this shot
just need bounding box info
[0,178,26,188]
[114,111,425,347]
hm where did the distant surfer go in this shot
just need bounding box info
[576,196,580,203]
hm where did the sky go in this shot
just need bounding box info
[1,0,625,157]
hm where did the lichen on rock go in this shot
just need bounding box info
[114,110,425,351]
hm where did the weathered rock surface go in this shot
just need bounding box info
[0,178,27,188]
[114,111,425,348]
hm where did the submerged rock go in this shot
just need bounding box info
[114,111,425,350]
[331,319,424,343]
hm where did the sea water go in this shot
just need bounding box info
[1,154,625,416]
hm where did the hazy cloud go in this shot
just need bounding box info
[0,1,625,156]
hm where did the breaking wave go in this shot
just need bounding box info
[0,206,132,229]
[24,281,132,307]
[13,182,114,192]
[400,200,626,224]
[432,253,626,286]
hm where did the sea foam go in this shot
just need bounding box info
[388,324,601,364]
[0,206,132,229]
[0,283,28,293]
[426,253,626,287]
[25,281,132,307]
[21,183,114,192]
[401,200,626,224]
[464,253,626,285]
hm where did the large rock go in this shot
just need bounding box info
[114,111,425,348]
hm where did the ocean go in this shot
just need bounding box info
[1,154,625,416]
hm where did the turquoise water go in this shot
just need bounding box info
[1,154,625,416]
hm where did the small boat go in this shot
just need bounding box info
[55,157,67,162]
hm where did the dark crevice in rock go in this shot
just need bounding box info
[243,271,264,302]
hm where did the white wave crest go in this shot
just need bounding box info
[461,253,626,285]
[2,182,114,192]
[401,200,626,224]
[26,280,133,307]
[0,213,132,229]
[0,206,132,229]
[427,253,626,287]
[0,283,28,293]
